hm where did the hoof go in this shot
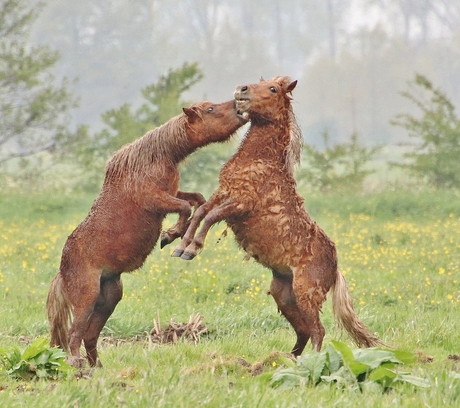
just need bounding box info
[66,356,87,368]
[180,251,196,261]
[171,248,184,257]
[160,236,170,249]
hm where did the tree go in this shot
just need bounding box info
[94,62,203,158]
[391,73,460,188]
[299,131,381,193]
[0,0,77,164]
[72,63,215,190]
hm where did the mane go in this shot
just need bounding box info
[270,76,304,174]
[285,105,303,174]
[105,113,192,180]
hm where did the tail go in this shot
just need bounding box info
[331,271,384,348]
[46,272,72,351]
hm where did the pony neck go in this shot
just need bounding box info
[241,117,292,163]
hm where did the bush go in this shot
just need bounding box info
[392,74,460,189]
[299,131,381,193]
[270,340,430,391]
[0,337,71,380]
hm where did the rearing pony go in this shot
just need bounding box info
[47,100,246,367]
[173,77,383,355]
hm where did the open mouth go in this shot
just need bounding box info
[235,97,250,117]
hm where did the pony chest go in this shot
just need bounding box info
[220,160,282,198]
[229,205,313,269]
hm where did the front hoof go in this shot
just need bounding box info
[180,251,196,261]
[160,236,170,249]
[171,248,184,257]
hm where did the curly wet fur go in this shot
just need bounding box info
[46,100,245,367]
[175,77,383,353]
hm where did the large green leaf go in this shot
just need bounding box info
[325,344,342,374]
[297,350,327,384]
[353,349,401,369]
[321,366,358,388]
[22,337,48,361]
[368,365,397,389]
[391,350,417,364]
[331,340,369,375]
[399,374,430,388]
[270,369,306,389]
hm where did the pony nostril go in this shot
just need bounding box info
[240,85,248,93]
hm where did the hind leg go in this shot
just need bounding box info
[64,269,101,367]
[84,276,123,367]
[291,266,328,352]
[269,271,311,356]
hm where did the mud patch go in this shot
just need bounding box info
[186,350,294,377]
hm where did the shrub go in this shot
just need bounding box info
[299,131,381,193]
[392,74,460,189]
[270,340,430,391]
[0,337,71,380]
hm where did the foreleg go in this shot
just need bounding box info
[179,200,247,260]
[171,201,215,257]
[160,191,206,248]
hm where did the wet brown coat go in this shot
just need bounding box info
[174,78,383,355]
[47,100,246,367]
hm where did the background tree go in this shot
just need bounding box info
[71,62,235,193]
[391,74,460,188]
[0,0,77,164]
[299,131,381,192]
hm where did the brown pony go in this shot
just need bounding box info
[172,77,383,355]
[47,100,246,367]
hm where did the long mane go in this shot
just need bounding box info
[105,113,191,180]
[286,105,303,174]
[270,76,303,175]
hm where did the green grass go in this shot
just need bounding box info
[0,188,459,407]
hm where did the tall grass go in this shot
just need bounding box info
[0,188,458,407]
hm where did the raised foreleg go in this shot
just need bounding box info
[160,191,206,248]
[171,200,216,257]
[142,191,191,248]
[178,199,247,260]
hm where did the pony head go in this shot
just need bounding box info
[183,100,247,147]
[234,76,297,123]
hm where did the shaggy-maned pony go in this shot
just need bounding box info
[172,78,383,355]
[47,100,246,367]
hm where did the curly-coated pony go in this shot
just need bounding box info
[47,100,246,367]
[173,77,384,355]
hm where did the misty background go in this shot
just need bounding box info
[30,0,460,148]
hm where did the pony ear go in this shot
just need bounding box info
[183,107,199,122]
[260,76,265,82]
[287,80,297,93]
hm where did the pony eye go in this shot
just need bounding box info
[206,107,214,113]
[269,86,277,93]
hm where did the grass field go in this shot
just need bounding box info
[0,189,459,407]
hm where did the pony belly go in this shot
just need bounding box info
[100,223,161,272]
[63,208,162,275]
[229,217,302,271]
